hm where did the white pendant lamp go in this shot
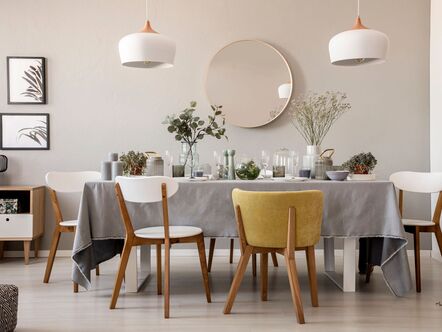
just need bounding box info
[329,0,389,66]
[278,83,292,99]
[119,0,176,68]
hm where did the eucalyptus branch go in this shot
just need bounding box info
[163,102,228,168]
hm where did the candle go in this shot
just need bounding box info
[101,161,112,180]
[111,161,123,180]
[108,152,119,162]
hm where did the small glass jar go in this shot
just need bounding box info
[235,156,260,180]
[273,148,288,177]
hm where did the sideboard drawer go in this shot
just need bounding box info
[0,214,33,238]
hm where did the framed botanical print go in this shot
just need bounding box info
[7,56,47,104]
[0,113,50,150]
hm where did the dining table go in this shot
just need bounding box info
[72,178,412,296]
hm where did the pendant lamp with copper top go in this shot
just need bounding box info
[329,0,389,66]
[119,0,176,68]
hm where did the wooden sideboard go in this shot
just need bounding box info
[0,186,45,264]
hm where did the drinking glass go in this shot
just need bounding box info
[261,150,271,178]
[163,150,173,177]
[213,151,224,179]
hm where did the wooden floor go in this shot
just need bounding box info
[1,253,442,331]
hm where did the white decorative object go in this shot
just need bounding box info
[349,173,376,181]
[329,0,389,66]
[119,0,176,68]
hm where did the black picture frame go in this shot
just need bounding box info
[7,56,47,105]
[0,113,50,150]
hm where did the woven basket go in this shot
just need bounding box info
[0,285,18,332]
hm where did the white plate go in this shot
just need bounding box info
[271,177,308,182]
[187,177,209,181]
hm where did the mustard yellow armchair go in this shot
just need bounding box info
[224,189,324,324]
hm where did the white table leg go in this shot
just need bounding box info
[125,245,151,293]
[324,237,356,292]
[343,238,356,292]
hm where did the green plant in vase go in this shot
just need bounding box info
[120,151,147,176]
[342,152,377,174]
[163,101,228,178]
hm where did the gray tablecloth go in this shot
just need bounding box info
[72,179,412,296]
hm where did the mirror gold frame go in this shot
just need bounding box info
[205,40,293,128]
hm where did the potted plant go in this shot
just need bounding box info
[289,91,351,177]
[163,101,227,178]
[119,151,147,176]
[342,152,377,180]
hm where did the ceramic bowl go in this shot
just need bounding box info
[326,170,349,181]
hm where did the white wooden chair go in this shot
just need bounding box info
[44,171,101,292]
[110,176,211,318]
[390,171,442,292]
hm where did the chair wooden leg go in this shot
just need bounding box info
[73,282,79,293]
[109,238,133,309]
[95,265,100,276]
[284,249,305,324]
[23,241,31,265]
[208,238,216,272]
[252,253,257,277]
[229,238,234,264]
[43,229,61,283]
[224,246,253,314]
[413,229,421,293]
[271,252,278,267]
[435,227,442,255]
[164,240,171,319]
[306,246,318,307]
[0,241,5,259]
[196,235,212,303]
[260,252,268,301]
[34,238,40,259]
[156,244,162,295]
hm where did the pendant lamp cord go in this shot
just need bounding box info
[145,0,149,21]
[357,0,360,17]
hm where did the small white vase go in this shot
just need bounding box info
[302,145,321,178]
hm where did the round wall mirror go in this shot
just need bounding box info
[206,40,293,128]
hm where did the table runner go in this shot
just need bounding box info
[72,179,412,296]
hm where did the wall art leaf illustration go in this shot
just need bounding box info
[20,61,44,101]
[17,121,47,146]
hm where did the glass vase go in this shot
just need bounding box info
[180,142,199,178]
[302,145,321,178]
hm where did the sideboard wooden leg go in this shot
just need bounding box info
[23,241,31,265]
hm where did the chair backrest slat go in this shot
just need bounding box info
[115,176,178,203]
[115,176,179,239]
[389,171,442,193]
[46,171,101,193]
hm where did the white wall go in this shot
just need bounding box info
[431,0,442,260]
[0,0,431,250]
